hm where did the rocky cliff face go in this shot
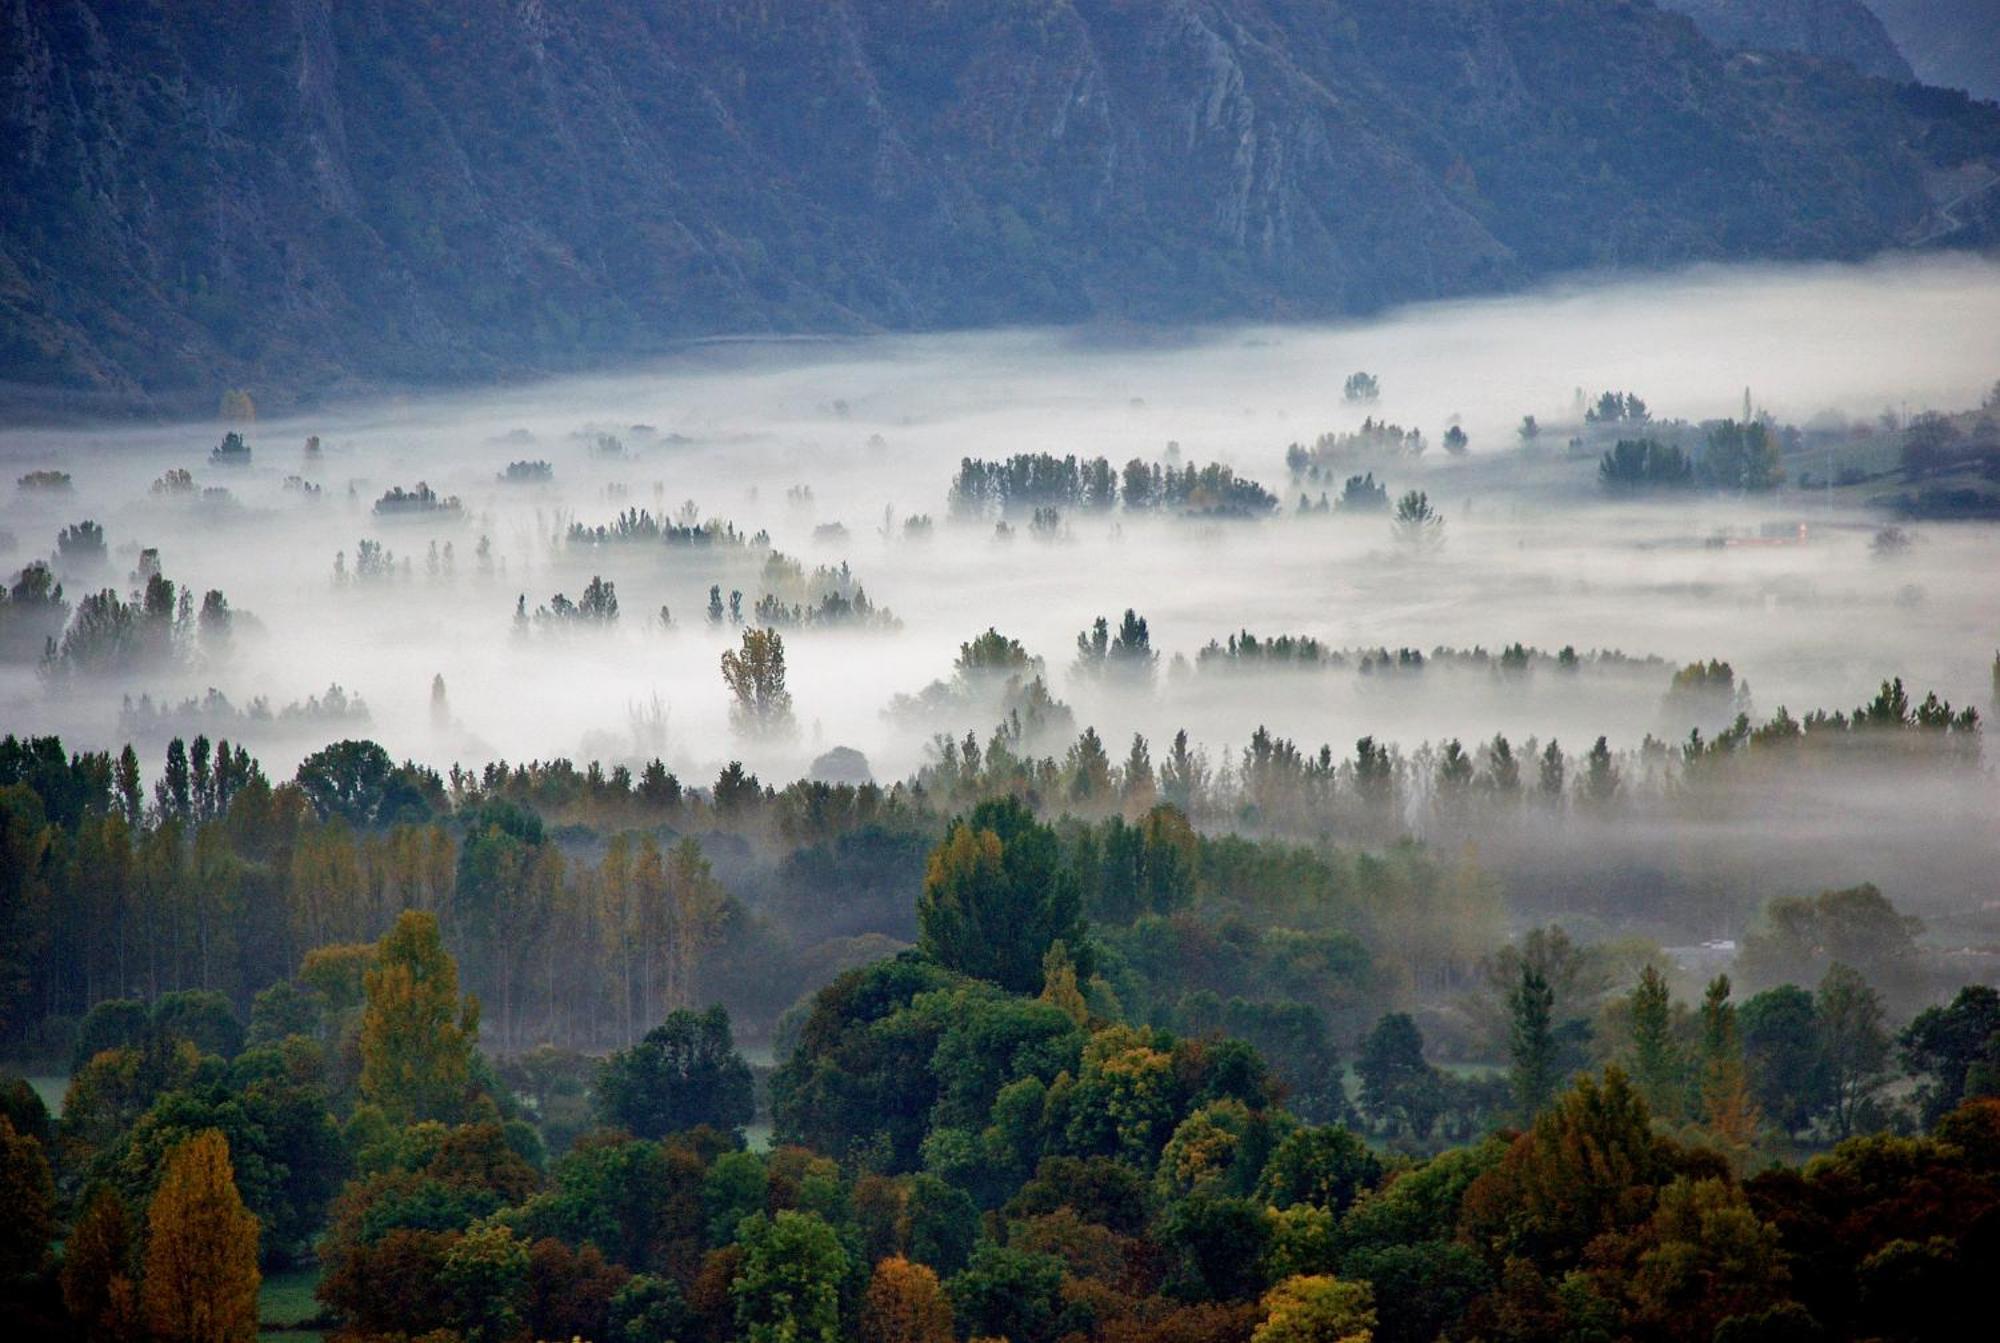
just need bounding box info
[2,0,1995,413]
[1653,0,1913,81]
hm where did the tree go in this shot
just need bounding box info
[917,798,1087,994]
[1599,438,1693,491]
[1739,885,1921,1001]
[1626,966,1686,1121]
[455,799,546,1051]
[732,1210,849,1343]
[1355,1014,1444,1140]
[1508,966,1559,1120]
[141,1130,260,1343]
[440,1223,531,1343]
[721,628,796,737]
[1900,411,1962,478]
[597,1005,754,1139]
[359,911,480,1123]
[1700,976,1760,1151]
[294,739,436,827]
[1815,963,1890,1139]
[0,1114,54,1283]
[1343,372,1380,404]
[1702,419,1782,491]
[1257,1125,1383,1214]
[1459,1068,1662,1270]
[62,1184,141,1343]
[1740,986,1829,1139]
[1391,491,1443,548]
[1581,736,1618,807]
[1626,1178,1787,1339]
[1252,1274,1376,1343]
[1073,610,1157,684]
[948,1241,1067,1343]
[1442,425,1469,456]
[862,1256,954,1343]
[1900,985,2000,1127]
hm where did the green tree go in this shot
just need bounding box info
[917,798,1087,994]
[1702,419,1783,491]
[439,1222,531,1343]
[1391,491,1443,548]
[1816,963,1890,1140]
[597,1005,755,1139]
[732,1210,850,1343]
[359,911,480,1123]
[1626,965,1687,1121]
[1740,986,1830,1139]
[1508,966,1559,1120]
[1355,1014,1444,1140]
[1257,1125,1383,1214]
[1899,985,2000,1127]
[1739,884,1921,1000]
[947,1241,1066,1343]
[294,740,437,827]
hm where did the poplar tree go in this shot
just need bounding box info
[358,911,480,1122]
[1700,975,1760,1152]
[1628,965,1686,1121]
[1509,965,1559,1120]
[141,1129,260,1343]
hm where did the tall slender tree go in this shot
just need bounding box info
[358,911,480,1122]
[141,1129,260,1343]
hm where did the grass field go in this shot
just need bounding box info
[259,1266,326,1335]
[27,1075,67,1116]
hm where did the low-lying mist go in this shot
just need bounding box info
[4,251,1998,938]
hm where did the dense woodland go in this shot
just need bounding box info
[1,682,1998,1342]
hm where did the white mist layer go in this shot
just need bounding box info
[3,251,1998,809]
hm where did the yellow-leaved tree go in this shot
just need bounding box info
[1252,1274,1376,1343]
[861,1255,954,1343]
[141,1129,260,1343]
[360,910,480,1123]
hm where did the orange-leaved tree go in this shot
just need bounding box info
[141,1128,260,1343]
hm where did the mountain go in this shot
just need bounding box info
[1867,0,2000,102]
[1653,0,1913,82]
[3,0,1997,415]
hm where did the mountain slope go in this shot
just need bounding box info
[2,0,1996,413]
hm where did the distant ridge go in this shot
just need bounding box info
[2,0,1997,415]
